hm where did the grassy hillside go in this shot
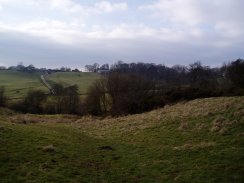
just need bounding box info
[0,71,99,99]
[0,96,243,182]
[46,72,100,94]
[0,70,48,99]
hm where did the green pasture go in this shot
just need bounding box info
[0,70,48,99]
[0,71,100,99]
[46,72,100,94]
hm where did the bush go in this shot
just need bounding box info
[107,73,155,115]
[163,87,222,103]
[11,84,83,115]
[84,78,108,115]
[225,59,244,88]
[11,90,47,113]
[50,84,82,114]
[84,73,157,116]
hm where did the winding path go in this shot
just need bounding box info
[41,75,55,94]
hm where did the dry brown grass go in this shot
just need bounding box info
[178,122,189,130]
[195,123,206,130]
[9,114,79,124]
[210,116,238,134]
[6,96,244,138]
[234,109,244,117]
[42,144,56,152]
[71,97,243,138]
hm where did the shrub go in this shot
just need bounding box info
[84,78,108,115]
[84,73,157,116]
[44,84,82,115]
[225,59,244,88]
[107,73,155,115]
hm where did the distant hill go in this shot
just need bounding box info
[0,70,99,99]
[46,72,100,95]
[0,70,48,98]
[0,96,243,182]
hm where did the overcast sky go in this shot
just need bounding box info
[0,0,244,68]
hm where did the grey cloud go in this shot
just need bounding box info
[1,31,243,68]
[1,0,243,68]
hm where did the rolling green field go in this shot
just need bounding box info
[46,72,100,94]
[0,71,100,99]
[0,70,48,99]
[0,97,243,182]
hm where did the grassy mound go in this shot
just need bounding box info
[0,97,244,182]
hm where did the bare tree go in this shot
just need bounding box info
[85,73,155,116]
[84,78,108,115]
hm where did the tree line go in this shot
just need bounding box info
[0,59,243,116]
[0,62,110,73]
[0,63,80,73]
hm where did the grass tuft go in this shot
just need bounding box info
[42,144,56,152]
